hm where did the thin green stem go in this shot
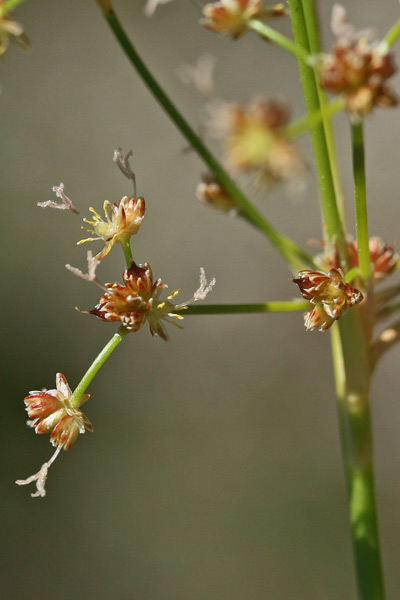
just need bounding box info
[352,120,372,285]
[285,98,345,139]
[288,0,348,268]
[302,0,347,228]
[247,19,309,62]
[383,18,400,49]
[180,300,310,316]
[69,326,129,409]
[331,318,385,600]
[120,236,133,268]
[96,1,316,272]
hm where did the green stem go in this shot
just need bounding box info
[288,0,348,268]
[120,236,133,268]
[96,1,316,272]
[383,18,400,49]
[285,98,345,139]
[180,300,310,316]
[247,19,309,61]
[69,326,129,409]
[302,0,347,229]
[331,319,385,600]
[352,120,372,285]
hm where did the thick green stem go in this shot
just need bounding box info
[180,300,310,316]
[96,1,316,272]
[247,19,309,61]
[288,0,348,268]
[331,317,385,600]
[352,120,372,286]
[302,0,347,229]
[69,327,129,409]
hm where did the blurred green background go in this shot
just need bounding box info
[2,1,400,598]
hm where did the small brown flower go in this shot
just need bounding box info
[206,97,305,183]
[24,373,92,448]
[292,268,363,331]
[201,1,286,40]
[85,262,215,341]
[78,196,145,260]
[317,6,397,114]
[196,174,238,214]
[86,261,185,341]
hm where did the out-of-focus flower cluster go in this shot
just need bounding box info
[318,236,398,282]
[201,0,287,40]
[206,97,305,184]
[292,268,363,331]
[317,5,397,114]
[0,1,28,56]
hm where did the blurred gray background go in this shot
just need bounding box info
[1,1,400,598]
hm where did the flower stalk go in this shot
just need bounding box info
[288,0,349,267]
[69,327,129,409]
[352,120,372,286]
[331,321,385,600]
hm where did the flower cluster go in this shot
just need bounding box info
[206,97,305,184]
[292,268,363,332]
[83,262,215,341]
[196,174,238,215]
[201,1,286,40]
[24,373,92,450]
[317,5,397,114]
[318,237,398,282]
[78,196,145,260]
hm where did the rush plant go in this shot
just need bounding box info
[7,1,400,598]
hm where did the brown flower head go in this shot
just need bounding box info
[318,237,398,282]
[201,1,286,40]
[206,97,305,183]
[78,196,145,260]
[85,262,215,341]
[317,5,397,114]
[24,373,92,448]
[292,268,363,331]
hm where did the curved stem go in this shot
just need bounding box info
[331,320,385,600]
[96,1,316,272]
[352,120,372,285]
[69,326,129,409]
[288,0,349,268]
[247,19,309,61]
[180,300,310,316]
